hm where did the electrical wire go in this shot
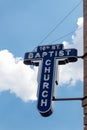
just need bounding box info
[33,26,83,51]
[49,26,83,44]
[49,30,75,44]
[36,0,82,46]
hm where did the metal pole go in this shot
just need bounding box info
[82,0,87,130]
[52,97,83,101]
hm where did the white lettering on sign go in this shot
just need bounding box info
[52,45,56,50]
[42,91,48,98]
[40,59,52,107]
[43,82,49,89]
[65,49,71,55]
[41,99,48,107]
[39,44,62,51]
[28,49,72,60]
[56,44,62,49]
[44,67,51,73]
[44,74,50,81]
[42,52,47,57]
[48,51,54,57]
[35,53,41,58]
[59,50,64,56]
[28,53,34,58]
[45,59,51,65]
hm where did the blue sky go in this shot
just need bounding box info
[0,0,83,130]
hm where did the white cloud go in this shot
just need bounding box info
[0,17,83,101]
[59,17,83,86]
[0,50,38,102]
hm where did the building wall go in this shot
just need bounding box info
[83,0,87,129]
[83,0,87,97]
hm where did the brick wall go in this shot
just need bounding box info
[83,0,87,129]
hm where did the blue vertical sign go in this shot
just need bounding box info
[24,44,78,117]
[37,56,55,116]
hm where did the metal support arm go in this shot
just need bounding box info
[52,96,87,101]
